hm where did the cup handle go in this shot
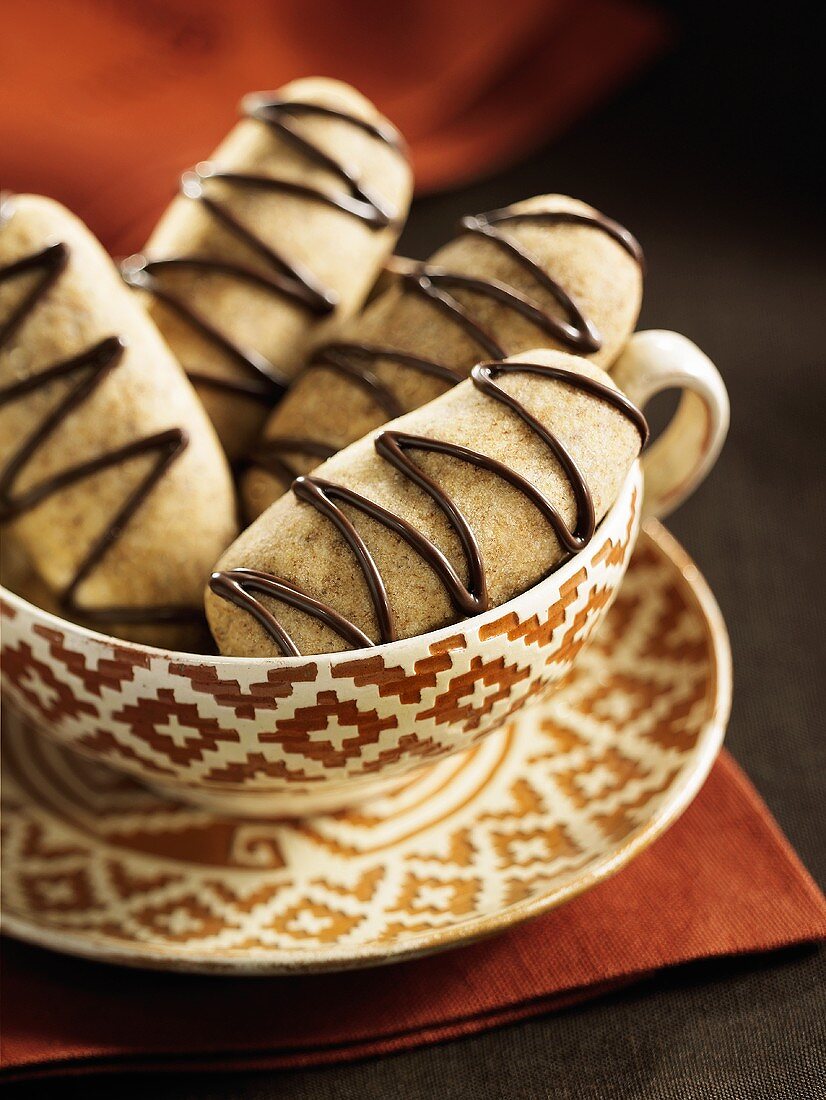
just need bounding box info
[611,330,730,519]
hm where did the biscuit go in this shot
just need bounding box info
[243,194,643,516]
[207,349,647,657]
[0,194,237,648]
[125,78,413,459]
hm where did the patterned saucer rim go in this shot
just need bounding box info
[0,519,732,974]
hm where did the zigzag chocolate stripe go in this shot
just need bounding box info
[211,361,648,656]
[0,223,195,626]
[249,341,463,482]
[251,206,643,484]
[122,97,406,403]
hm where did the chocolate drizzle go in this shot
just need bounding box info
[248,437,338,487]
[253,204,644,484]
[391,206,642,360]
[0,219,196,626]
[250,341,464,482]
[449,206,644,355]
[123,96,405,402]
[212,361,648,656]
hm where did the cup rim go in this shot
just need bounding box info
[0,462,641,668]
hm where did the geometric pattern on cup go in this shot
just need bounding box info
[0,488,639,803]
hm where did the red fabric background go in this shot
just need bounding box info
[0,0,667,251]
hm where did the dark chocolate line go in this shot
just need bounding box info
[185,370,279,401]
[0,235,197,626]
[211,361,648,655]
[399,205,644,361]
[250,343,463,482]
[399,267,507,360]
[248,438,338,485]
[208,568,374,657]
[122,253,290,399]
[246,96,404,227]
[475,206,644,264]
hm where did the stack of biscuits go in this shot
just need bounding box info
[0,76,648,659]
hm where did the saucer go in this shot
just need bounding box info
[0,520,731,974]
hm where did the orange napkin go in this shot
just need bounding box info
[0,0,667,252]
[2,752,824,1083]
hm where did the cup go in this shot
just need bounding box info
[0,330,728,816]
